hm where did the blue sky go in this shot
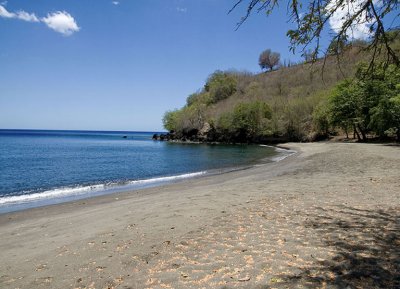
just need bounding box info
[0,0,392,131]
[0,0,304,131]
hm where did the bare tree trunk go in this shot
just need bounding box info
[357,124,367,141]
[353,124,361,141]
[344,126,349,139]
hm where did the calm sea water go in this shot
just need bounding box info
[0,129,286,213]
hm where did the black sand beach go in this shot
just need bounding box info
[0,142,399,289]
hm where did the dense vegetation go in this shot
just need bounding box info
[163,31,400,143]
[325,64,400,141]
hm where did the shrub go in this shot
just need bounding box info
[204,71,237,104]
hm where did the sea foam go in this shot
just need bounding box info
[0,171,207,206]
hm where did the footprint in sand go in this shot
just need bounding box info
[35,264,48,271]
[34,276,53,284]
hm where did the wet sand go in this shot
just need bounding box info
[0,142,399,289]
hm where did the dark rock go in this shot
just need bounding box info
[153,133,174,141]
[184,128,199,138]
[166,132,176,141]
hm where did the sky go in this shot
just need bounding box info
[0,0,390,131]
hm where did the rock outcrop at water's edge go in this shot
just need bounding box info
[153,122,320,144]
[152,132,175,141]
[153,123,218,143]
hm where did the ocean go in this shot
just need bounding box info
[0,129,288,213]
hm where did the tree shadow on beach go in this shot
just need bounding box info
[267,205,400,289]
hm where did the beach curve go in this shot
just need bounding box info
[0,142,399,289]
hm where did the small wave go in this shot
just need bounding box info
[259,144,296,162]
[0,184,106,205]
[0,171,207,206]
[126,171,206,185]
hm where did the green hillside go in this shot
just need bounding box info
[163,33,400,143]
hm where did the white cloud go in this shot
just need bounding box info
[112,1,120,5]
[327,0,373,40]
[0,5,79,36]
[42,11,80,36]
[15,10,39,22]
[0,5,16,18]
[176,7,187,13]
[0,5,39,22]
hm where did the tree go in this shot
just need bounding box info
[328,79,366,140]
[216,100,272,141]
[328,63,400,140]
[232,101,272,138]
[230,0,399,67]
[186,92,201,107]
[163,109,181,132]
[204,71,237,103]
[369,64,400,140]
[259,49,280,71]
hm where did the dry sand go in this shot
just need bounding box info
[0,142,399,289]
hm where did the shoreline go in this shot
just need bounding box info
[0,144,289,215]
[0,144,296,221]
[1,142,399,288]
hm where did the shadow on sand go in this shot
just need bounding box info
[269,205,399,289]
